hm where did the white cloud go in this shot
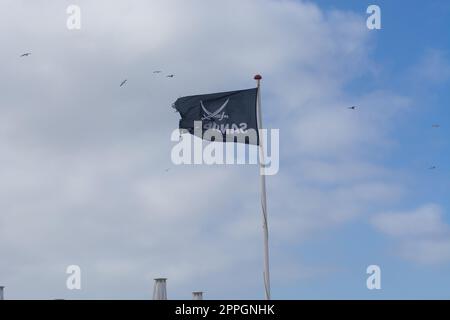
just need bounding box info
[410,49,450,84]
[371,204,450,265]
[399,238,450,265]
[371,204,448,238]
[0,0,437,299]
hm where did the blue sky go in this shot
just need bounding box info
[0,0,449,299]
[283,0,450,299]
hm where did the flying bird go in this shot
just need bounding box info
[153,71,162,74]
[166,74,175,78]
[432,124,441,128]
[348,106,357,110]
[429,166,437,170]
[119,79,128,87]
[20,53,31,57]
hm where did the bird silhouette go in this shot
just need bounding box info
[432,124,441,128]
[348,106,357,110]
[119,79,128,87]
[20,53,31,57]
[429,166,437,170]
[166,74,175,78]
[153,71,162,74]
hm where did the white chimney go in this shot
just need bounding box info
[0,286,4,300]
[153,278,167,300]
[192,291,203,300]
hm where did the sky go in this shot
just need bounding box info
[0,0,449,300]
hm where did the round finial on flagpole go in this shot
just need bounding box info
[254,74,262,80]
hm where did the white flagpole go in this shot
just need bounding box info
[254,74,271,300]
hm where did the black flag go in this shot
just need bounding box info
[173,88,259,145]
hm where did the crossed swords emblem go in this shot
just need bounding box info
[201,99,230,121]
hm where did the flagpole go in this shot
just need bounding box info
[254,74,271,300]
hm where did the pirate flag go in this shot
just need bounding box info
[173,88,259,145]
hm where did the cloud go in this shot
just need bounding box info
[371,204,450,265]
[399,238,450,265]
[410,49,450,84]
[371,204,448,238]
[0,0,437,299]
